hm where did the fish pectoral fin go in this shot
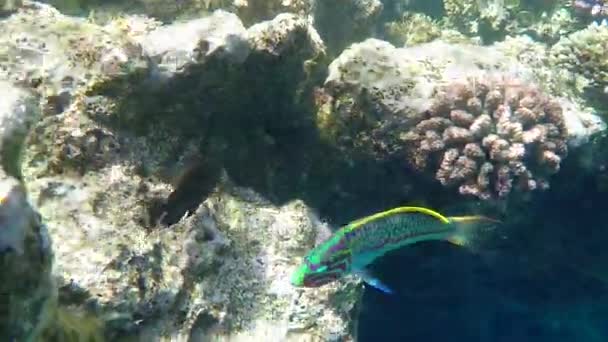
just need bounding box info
[354,269,394,294]
[446,235,467,246]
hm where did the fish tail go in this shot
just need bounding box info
[445,215,502,251]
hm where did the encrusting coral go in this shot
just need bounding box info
[400,73,569,199]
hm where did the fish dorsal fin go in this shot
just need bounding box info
[347,206,450,229]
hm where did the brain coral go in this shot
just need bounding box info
[401,74,569,199]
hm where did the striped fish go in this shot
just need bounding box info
[290,206,499,294]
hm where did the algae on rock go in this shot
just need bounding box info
[22,131,360,339]
[1,2,357,340]
[0,1,150,118]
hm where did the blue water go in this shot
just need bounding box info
[357,158,608,341]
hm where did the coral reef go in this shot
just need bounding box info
[514,7,578,43]
[23,151,360,340]
[403,73,569,199]
[550,20,608,92]
[494,36,574,97]
[315,38,605,199]
[1,2,355,340]
[442,0,516,38]
[41,0,313,26]
[441,0,571,42]
[383,12,477,47]
[0,2,150,118]
[3,0,608,340]
[383,12,443,46]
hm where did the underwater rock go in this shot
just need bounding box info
[315,38,605,199]
[0,85,53,341]
[22,72,356,341]
[22,147,358,340]
[136,10,250,86]
[247,12,324,58]
[0,175,54,342]
[107,10,324,131]
[0,82,40,178]
[0,2,355,340]
[0,1,150,116]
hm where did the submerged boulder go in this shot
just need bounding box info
[1,2,357,341]
[0,83,53,342]
[314,38,605,200]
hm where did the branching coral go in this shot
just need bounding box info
[443,0,514,35]
[550,20,608,91]
[383,12,442,46]
[401,73,569,199]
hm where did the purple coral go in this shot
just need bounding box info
[404,73,568,200]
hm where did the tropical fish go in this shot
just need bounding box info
[290,206,499,294]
